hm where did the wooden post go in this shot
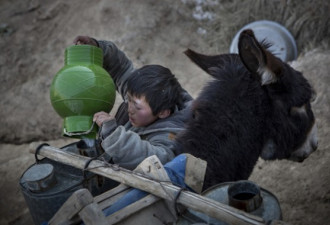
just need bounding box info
[30,145,265,225]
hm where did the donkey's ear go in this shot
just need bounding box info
[238,29,283,85]
[184,49,221,74]
[184,49,236,78]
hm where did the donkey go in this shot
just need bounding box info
[175,29,318,190]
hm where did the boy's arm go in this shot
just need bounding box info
[98,119,118,140]
[97,40,135,99]
[100,127,176,170]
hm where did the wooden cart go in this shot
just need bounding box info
[31,145,289,225]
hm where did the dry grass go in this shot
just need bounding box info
[201,0,330,53]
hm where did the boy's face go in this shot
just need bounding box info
[126,93,158,127]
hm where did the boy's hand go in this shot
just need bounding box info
[73,35,98,46]
[93,111,114,127]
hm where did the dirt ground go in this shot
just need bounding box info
[0,0,329,225]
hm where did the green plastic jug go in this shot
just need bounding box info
[50,45,116,139]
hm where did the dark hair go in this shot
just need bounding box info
[126,65,183,115]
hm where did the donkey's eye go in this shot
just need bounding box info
[310,90,317,103]
[290,104,307,117]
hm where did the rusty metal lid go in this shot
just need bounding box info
[227,180,262,212]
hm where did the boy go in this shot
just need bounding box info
[74,36,192,170]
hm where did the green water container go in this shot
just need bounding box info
[50,45,116,139]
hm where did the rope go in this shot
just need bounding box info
[82,156,98,178]
[34,143,49,163]
[174,187,187,217]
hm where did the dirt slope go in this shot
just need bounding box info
[0,0,329,224]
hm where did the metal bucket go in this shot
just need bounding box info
[177,181,282,225]
[229,20,298,62]
[19,142,117,225]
